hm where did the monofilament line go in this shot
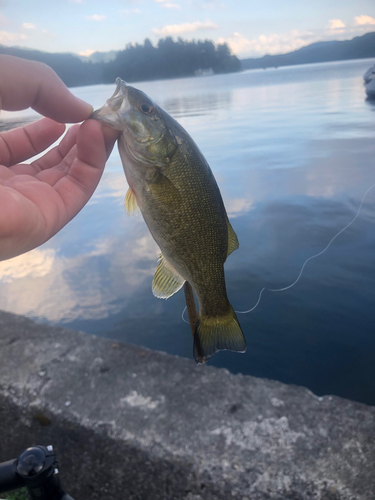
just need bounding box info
[235,182,375,315]
[182,305,190,324]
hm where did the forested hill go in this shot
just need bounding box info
[0,38,241,88]
[241,31,375,70]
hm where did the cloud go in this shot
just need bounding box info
[218,30,316,58]
[354,15,375,26]
[186,0,225,9]
[120,8,143,15]
[0,19,52,46]
[68,0,83,3]
[153,20,218,36]
[85,14,107,21]
[79,49,96,57]
[154,0,181,9]
[0,31,27,44]
[22,23,36,30]
[0,13,10,28]
[327,19,345,30]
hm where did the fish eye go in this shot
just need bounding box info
[141,103,154,114]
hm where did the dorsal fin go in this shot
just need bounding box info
[125,187,140,216]
[227,217,239,258]
[152,253,185,299]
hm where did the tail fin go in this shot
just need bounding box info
[193,305,246,364]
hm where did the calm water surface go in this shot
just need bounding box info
[1,59,375,405]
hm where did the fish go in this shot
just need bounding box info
[91,78,246,363]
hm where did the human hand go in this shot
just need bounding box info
[0,55,119,261]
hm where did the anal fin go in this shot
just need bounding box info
[152,253,185,299]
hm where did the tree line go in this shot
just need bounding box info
[0,38,241,87]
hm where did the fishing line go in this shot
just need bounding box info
[182,305,190,324]
[181,182,375,323]
[235,181,375,314]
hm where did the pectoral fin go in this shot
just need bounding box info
[152,253,185,299]
[125,187,140,216]
[227,217,239,258]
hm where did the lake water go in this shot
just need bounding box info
[1,58,375,405]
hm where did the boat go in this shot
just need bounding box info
[364,64,375,99]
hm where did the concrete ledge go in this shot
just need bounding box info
[0,310,374,500]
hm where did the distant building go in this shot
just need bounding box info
[194,68,214,77]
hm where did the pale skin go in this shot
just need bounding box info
[0,55,119,261]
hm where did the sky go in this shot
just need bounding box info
[0,0,374,59]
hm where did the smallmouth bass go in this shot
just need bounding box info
[92,78,246,363]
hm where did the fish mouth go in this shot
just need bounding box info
[112,77,129,100]
[89,78,129,122]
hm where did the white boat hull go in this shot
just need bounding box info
[365,81,375,98]
[364,64,375,99]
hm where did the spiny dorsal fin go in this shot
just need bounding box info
[227,217,239,258]
[125,187,140,216]
[152,253,185,299]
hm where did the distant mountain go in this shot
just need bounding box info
[78,50,118,64]
[241,32,375,70]
[6,46,118,64]
[0,45,104,87]
[296,40,338,53]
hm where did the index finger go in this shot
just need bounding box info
[0,55,93,123]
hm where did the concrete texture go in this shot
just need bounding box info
[0,309,374,500]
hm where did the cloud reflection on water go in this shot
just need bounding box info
[0,225,159,323]
[0,249,56,283]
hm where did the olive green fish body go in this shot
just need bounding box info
[127,118,228,303]
[92,79,246,363]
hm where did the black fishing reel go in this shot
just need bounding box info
[0,445,74,500]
